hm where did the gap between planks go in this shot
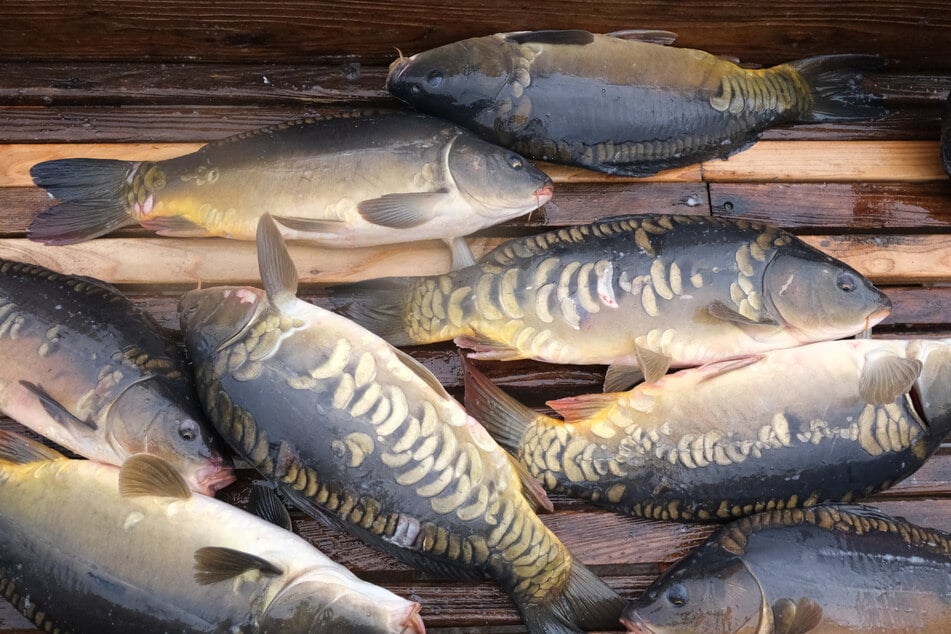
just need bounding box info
[1,140,947,187]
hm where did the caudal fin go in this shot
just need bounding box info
[463,359,542,454]
[519,561,626,634]
[790,54,888,123]
[29,158,136,244]
[327,278,420,346]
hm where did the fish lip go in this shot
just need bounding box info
[534,183,554,204]
[866,306,891,329]
[619,614,654,633]
[194,462,237,495]
[400,603,426,634]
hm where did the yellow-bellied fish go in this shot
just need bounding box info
[622,505,951,633]
[0,430,423,633]
[466,338,951,523]
[387,30,886,176]
[333,215,890,390]
[178,215,624,634]
[29,111,553,270]
[0,258,232,495]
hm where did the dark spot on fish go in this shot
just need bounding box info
[506,30,595,46]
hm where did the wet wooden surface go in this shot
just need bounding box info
[1,1,951,632]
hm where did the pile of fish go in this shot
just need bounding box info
[1,25,946,634]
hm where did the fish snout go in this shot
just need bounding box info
[534,182,554,205]
[865,305,892,331]
[194,459,237,495]
[399,603,426,634]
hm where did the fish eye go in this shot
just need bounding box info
[508,156,524,170]
[179,420,198,441]
[410,84,421,95]
[426,70,444,88]
[837,272,857,293]
[666,583,689,607]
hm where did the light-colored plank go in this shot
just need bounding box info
[702,140,947,182]
[0,143,700,188]
[1,233,950,286]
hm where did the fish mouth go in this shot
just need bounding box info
[865,306,891,330]
[398,603,426,634]
[193,461,237,495]
[620,614,655,633]
[387,54,412,86]
[534,183,554,205]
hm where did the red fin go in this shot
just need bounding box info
[546,393,618,424]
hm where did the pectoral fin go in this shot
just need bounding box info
[605,29,677,45]
[256,213,300,311]
[547,393,619,424]
[140,215,209,237]
[506,30,595,46]
[272,215,347,235]
[859,352,922,404]
[456,335,524,361]
[708,300,779,327]
[18,381,96,430]
[118,454,192,500]
[193,547,283,585]
[248,481,293,531]
[634,344,671,384]
[603,363,643,392]
[357,191,448,228]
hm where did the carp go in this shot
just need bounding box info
[333,215,890,390]
[178,214,624,634]
[0,258,231,495]
[942,91,951,176]
[387,29,886,176]
[465,338,951,522]
[622,505,951,633]
[0,430,423,633]
[29,111,553,270]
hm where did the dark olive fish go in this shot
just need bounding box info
[333,215,890,389]
[29,111,553,270]
[0,431,423,633]
[466,338,951,523]
[178,215,624,634]
[942,91,951,176]
[622,504,951,633]
[0,258,232,495]
[387,29,886,176]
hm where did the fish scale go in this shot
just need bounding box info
[468,338,951,525]
[181,215,624,633]
[337,214,890,383]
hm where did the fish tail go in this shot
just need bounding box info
[518,561,625,634]
[463,359,543,454]
[788,54,888,123]
[328,276,455,346]
[29,158,137,244]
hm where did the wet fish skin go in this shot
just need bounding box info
[333,215,890,380]
[466,338,951,523]
[621,504,951,633]
[0,258,232,495]
[0,431,423,634]
[942,91,951,176]
[29,111,553,270]
[178,215,625,634]
[387,30,886,176]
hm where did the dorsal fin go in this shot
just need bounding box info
[0,429,66,464]
[394,347,451,400]
[634,344,671,383]
[506,30,595,46]
[248,481,293,531]
[506,454,554,513]
[193,546,283,585]
[256,213,300,312]
[605,29,677,45]
[118,454,191,500]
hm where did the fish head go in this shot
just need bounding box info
[447,134,553,218]
[106,382,235,495]
[386,37,512,130]
[262,572,425,633]
[178,286,268,364]
[909,339,951,431]
[762,247,890,342]
[621,546,767,634]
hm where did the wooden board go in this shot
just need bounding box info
[1,2,951,632]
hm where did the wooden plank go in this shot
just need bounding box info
[799,234,951,284]
[1,2,950,68]
[711,181,951,229]
[701,140,947,182]
[0,143,701,188]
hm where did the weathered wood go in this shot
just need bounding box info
[5,140,947,190]
[1,2,950,68]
